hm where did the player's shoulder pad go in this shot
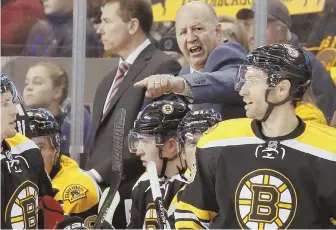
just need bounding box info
[299,122,336,154]
[5,133,39,153]
[197,118,254,148]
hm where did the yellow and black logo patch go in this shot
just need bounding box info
[5,180,39,229]
[84,215,97,229]
[235,169,297,229]
[63,184,88,203]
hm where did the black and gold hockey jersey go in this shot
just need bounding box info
[127,172,188,229]
[1,133,53,229]
[175,118,336,229]
[51,155,100,229]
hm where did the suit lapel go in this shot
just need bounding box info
[100,44,155,122]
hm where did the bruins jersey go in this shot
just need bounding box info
[175,118,336,229]
[1,133,53,229]
[52,155,100,229]
[127,172,188,229]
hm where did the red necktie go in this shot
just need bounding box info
[102,62,130,117]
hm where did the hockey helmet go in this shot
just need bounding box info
[27,108,61,152]
[1,72,22,104]
[235,43,312,100]
[177,109,222,146]
[128,100,190,153]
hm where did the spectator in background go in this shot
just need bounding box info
[306,0,336,85]
[236,0,336,123]
[22,0,103,57]
[23,61,92,156]
[307,0,336,50]
[158,32,188,68]
[1,0,45,56]
[149,21,175,46]
[236,7,253,32]
[87,0,103,31]
[218,15,249,51]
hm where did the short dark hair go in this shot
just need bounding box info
[103,0,153,35]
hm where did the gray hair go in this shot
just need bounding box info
[274,20,292,42]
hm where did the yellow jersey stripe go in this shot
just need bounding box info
[177,201,217,221]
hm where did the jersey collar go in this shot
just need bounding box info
[251,116,306,141]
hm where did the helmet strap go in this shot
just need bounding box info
[261,89,293,122]
[158,145,182,178]
[176,143,187,179]
[158,148,168,178]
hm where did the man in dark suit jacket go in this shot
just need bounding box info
[135,1,246,120]
[85,0,180,228]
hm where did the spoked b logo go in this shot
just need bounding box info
[235,169,297,229]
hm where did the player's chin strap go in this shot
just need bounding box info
[176,145,188,181]
[261,89,293,122]
[158,148,179,178]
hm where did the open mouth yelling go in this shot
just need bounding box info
[189,46,203,56]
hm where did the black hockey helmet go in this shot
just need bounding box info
[129,100,190,151]
[235,44,312,122]
[235,43,312,100]
[129,100,190,178]
[177,109,222,144]
[1,72,22,104]
[27,108,61,152]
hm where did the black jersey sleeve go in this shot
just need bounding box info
[175,147,221,229]
[126,183,144,229]
[317,158,336,227]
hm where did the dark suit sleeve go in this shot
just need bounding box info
[175,148,220,229]
[181,41,246,105]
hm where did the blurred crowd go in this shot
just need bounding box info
[1,0,336,229]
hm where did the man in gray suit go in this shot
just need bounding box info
[135,1,247,120]
[85,0,180,228]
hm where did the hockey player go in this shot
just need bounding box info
[175,44,336,229]
[170,109,222,220]
[177,109,222,171]
[1,74,53,229]
[126,100,189,229]
[26,108,100,229]
[1,72,32,138]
